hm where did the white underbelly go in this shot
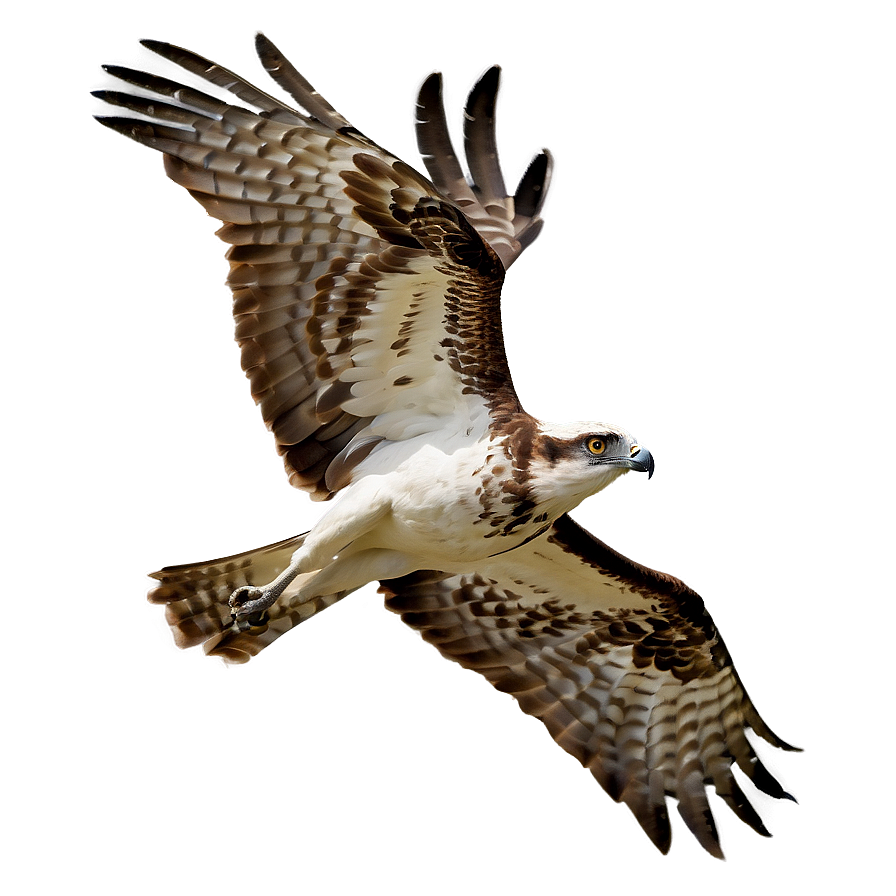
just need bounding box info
[347,437,536,565]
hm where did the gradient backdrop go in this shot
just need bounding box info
[6,3,893,892]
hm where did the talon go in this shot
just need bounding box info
[229,585,263,611]
[229,585,277,619]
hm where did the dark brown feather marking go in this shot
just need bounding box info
[381,515,797,856]
[97,39,551,502]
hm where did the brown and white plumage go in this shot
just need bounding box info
[383,515,797,857]
[96,34,796,858]
[96,37,550,501]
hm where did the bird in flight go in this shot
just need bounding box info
[95,34,797,857]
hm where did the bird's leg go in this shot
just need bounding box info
[298,547,417,598]
[229,561,303,619]
[229,484,392,619]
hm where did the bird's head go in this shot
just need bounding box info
[529,422,654,514]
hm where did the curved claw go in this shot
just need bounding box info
[230,585,276,618]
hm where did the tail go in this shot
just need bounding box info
[148,533,347,663]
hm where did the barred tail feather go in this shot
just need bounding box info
[147,533,348,664]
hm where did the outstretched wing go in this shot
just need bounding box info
[94,36,552,499]
[381,513,798,858]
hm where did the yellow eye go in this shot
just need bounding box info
[587,437,606,456]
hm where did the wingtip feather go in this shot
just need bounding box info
[254,31,276,59]
[716,775,773,837]
[139,38,166,53]
[467,66,501,117]
[418,71,442,98]
[514,149,553,219]
[464,64,507,203]
[480,64,502,84]
[93,115,155,141]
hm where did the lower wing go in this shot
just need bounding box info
[381,513,798,857]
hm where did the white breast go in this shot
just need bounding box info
[346,432,528,565]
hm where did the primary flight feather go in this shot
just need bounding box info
[95,34,796,857]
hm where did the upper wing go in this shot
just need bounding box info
[381,513,798,857]
[94,36,552,499]
[414,66,553,264]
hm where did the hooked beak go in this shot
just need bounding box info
[625,444,655,479]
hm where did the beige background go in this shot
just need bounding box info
[5,2,892,891]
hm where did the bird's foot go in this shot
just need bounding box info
[229,585,277,622]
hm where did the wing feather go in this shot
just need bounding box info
[95,37,545,499]
[415,67,553,268]
[141,39,302,121]
[463,66,509,208]
[253,33,351,130]
[415,73,470,200]
[381,514,797,856]
[513,150,553,252]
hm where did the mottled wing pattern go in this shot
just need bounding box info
[382,513,798,857]
[94,36,550,499]
[257,38,553,267]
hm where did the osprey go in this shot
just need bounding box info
[95,35,797,858]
